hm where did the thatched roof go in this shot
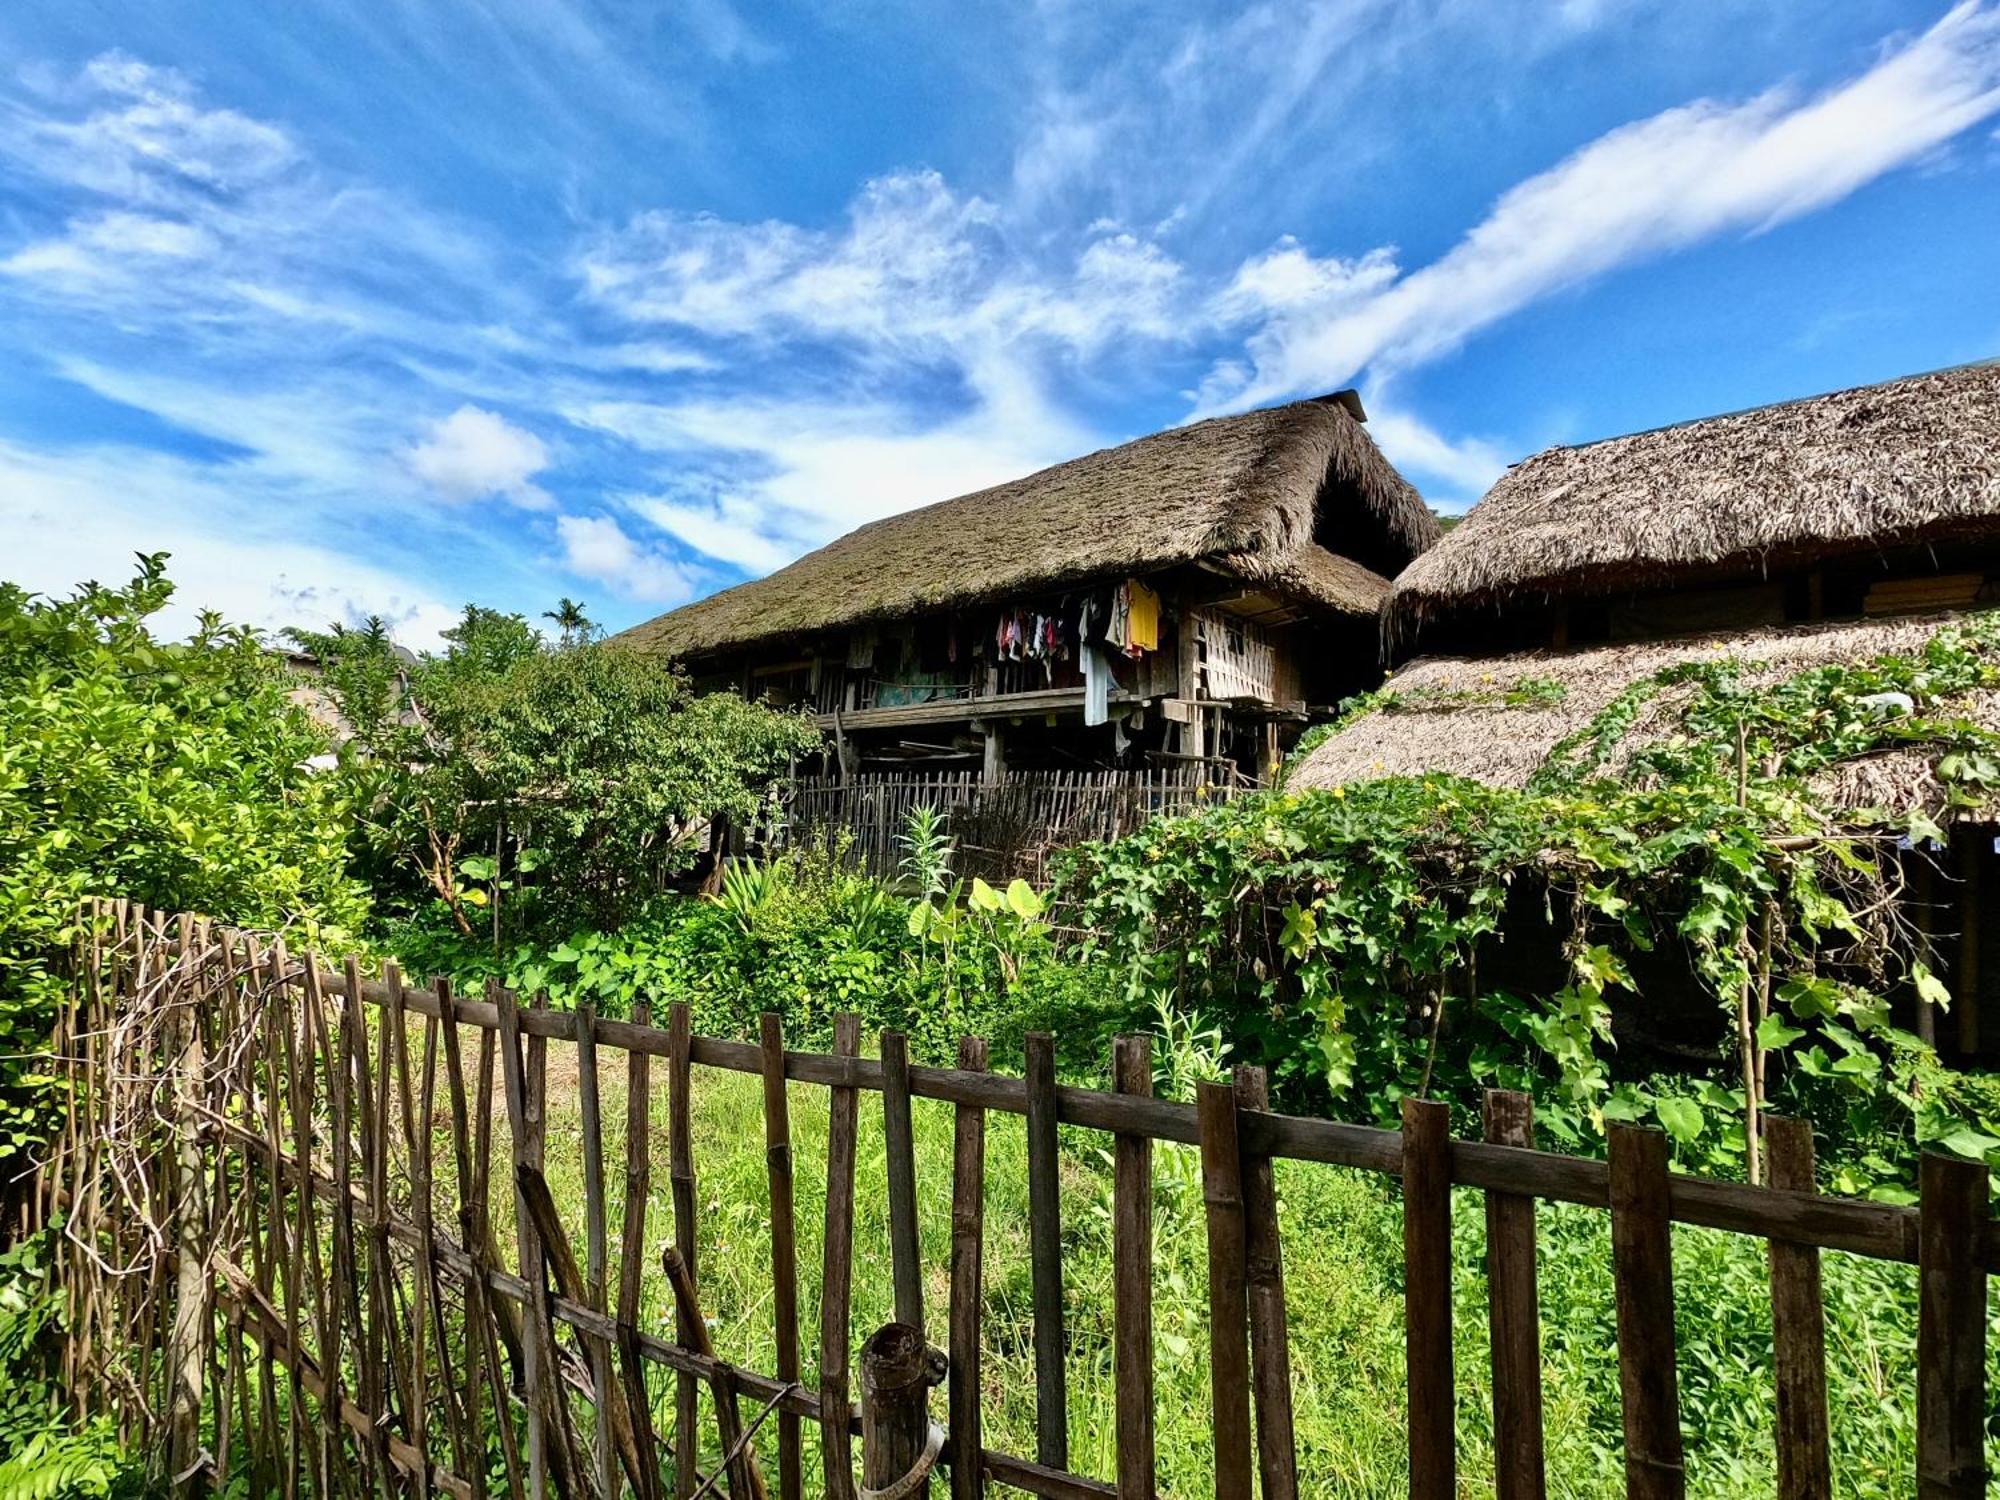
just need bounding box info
[617,392,1436,661]
[1289,610,2000,818]
[1392,361,2000,635]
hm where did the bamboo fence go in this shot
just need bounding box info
[42,898,1994,1499]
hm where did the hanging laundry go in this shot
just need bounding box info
[1125,579,1160,655]
[1088,648,1120,728]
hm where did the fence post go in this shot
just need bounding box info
[1196,1081,1252,1500]
[1482,1090,1546,1500]
[1111,1035,1157,1500]
[860,1323,945,1500]
[1401,1097,1454,1500]
[1608,1124,1685,1500]
[1763,1116,1830,1500]
[1024,1033,1067,1473]
[1234,1066,1298,1500]
[1918,1150,1988,1499]
[166,916,211,1495]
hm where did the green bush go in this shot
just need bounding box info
[1062,618,2000,1192]
[385,840,1132,1064]
[0,557,367,1481]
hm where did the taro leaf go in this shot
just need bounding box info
[1655,1096,1704,1143]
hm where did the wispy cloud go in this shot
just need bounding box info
[1196,1,2000,414]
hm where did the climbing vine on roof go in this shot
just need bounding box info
[1062,615,2000,1196]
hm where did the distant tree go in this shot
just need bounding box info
[383,643,821,938]
[288,599,820,940]
[542,596,597,649]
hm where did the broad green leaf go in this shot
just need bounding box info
[1655,1097,1704,1143]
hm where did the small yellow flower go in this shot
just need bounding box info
[1332,785,1347,798]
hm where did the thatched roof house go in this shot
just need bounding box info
[618,391,1435,662]
[1289,610,2000,819]
[1390,361,2000,648]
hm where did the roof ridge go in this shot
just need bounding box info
[1538,355,2000,459]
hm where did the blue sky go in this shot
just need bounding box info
[2,1,1998,648]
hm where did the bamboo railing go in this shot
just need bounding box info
[45,899,1993,1498]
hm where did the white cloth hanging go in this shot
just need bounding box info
[1083,643,1111,726]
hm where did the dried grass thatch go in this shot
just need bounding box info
[1289,609,2000,818]
[1391,361,2000,636]
[617,392,1435,661]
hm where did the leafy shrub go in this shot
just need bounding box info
[1063,618,2000,1191]
[0,557,364,1480]
[306,618,821,942]
[0,556,366,1172]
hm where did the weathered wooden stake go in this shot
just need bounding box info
[1918,1149,1988,1498]
[1110,1035,1156,1500]
[1482,1090,1546,1500]
[1608,1125,1685,1500]
[1763,1115,1830,1500]
[860,1323,945,1500]
[1196,1080,1252,1500]
[1401,1097,1454,1500]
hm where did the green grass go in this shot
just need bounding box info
[487,1046,1936,1499]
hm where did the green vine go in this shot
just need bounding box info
[1066,616,2000,1194]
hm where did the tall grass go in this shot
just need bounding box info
[508,1047,1936,1499]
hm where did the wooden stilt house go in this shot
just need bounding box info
[616,390,1437,784]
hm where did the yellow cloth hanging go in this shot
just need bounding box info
[1125,579,1160,652]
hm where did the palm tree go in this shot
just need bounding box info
[543,596,596,649]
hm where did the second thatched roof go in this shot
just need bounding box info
[1391,361,2000,637]
[617,392,1436,661]
[1288,609,2000,819]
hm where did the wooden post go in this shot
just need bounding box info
[1763,1116,1830,1500]
[1608,1125,1685,1500]
[881,1029,924,1337]
[1918,1150,1988,1498]
[166,918,210,1495]
[668,1002,700,1499]
[822,1014,863,1500]
[1234,1066,1298,1500]
[1958,838,1982,1057]
[576,1002,619,1500]
[948,1037,988,1500]
[1023,1033,1067,1472]
[760,1014,804,1500]
[1482,1091,1546,1500]
[981,723,1006,784]
[860,1323,945,1500]
[1196,1081,1252,1500]
[1401,1098,1454,1500]
[619,1002,664,1500]
[1111,1036,1156,1500]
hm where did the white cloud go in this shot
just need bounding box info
[1199,1,2000,413]
[1360,403,1512,499]
[554,514,696,604]
[10,53,298,210]
[404,406,553,509]
[0,439,466,652]
[577,169,1188,363]
[0,211,216,283]
[625,494,793,575]
[569,354,1090,561]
